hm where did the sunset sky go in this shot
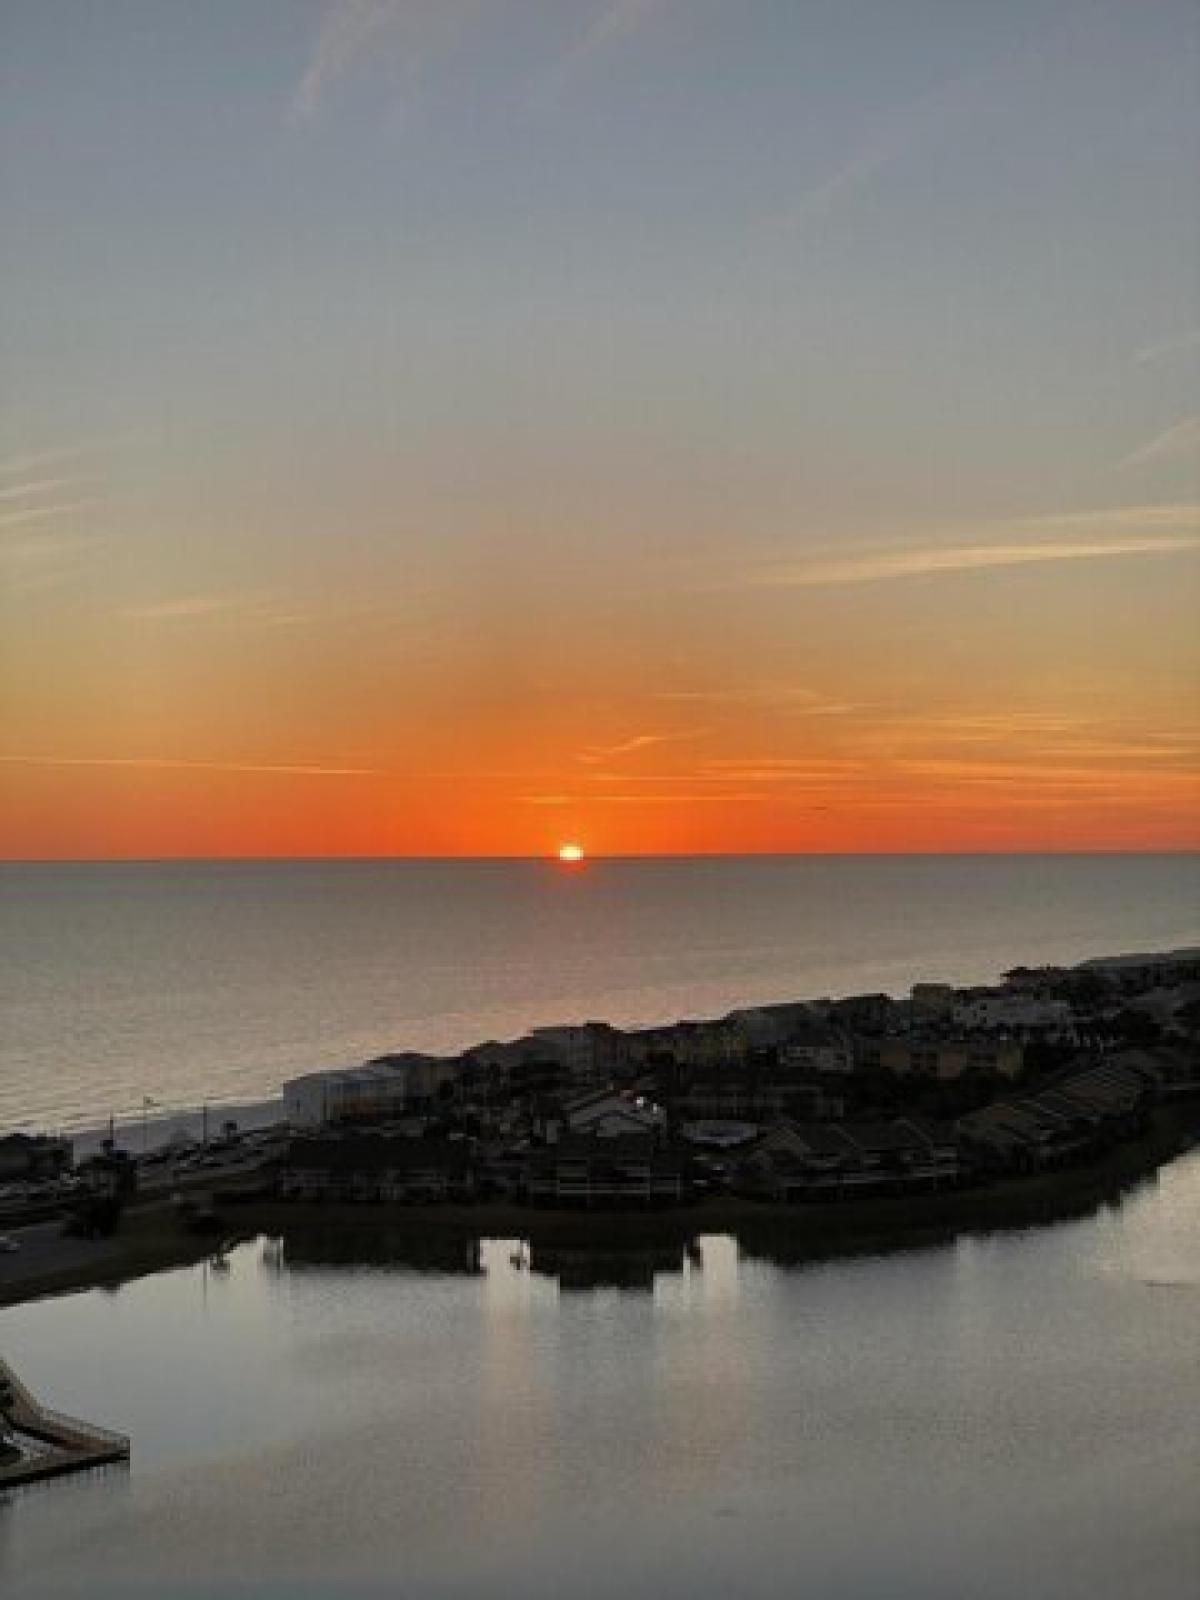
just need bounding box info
[2,0,1198,857]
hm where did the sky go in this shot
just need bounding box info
[1,0,1197,858]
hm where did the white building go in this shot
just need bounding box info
[283,1053,456,1127]
[950,990,1074,1033]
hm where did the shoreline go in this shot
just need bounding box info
[3,1102,1196,1310]
[11,932,1196,1147]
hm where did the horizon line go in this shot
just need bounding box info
[2,846,1197,867]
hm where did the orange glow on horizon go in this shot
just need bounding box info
[3,652,1197,860]
[1,748,1196,860]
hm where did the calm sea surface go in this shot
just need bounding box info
[2,855,1198,1134]
[1,1152,1198,1598]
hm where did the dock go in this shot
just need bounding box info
[0,1355,129,1488]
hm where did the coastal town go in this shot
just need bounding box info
[2,948,1197,1247]
[2,946,1197,1486]
[272,946,1199,1207]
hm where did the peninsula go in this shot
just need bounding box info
[1,947,1197,1310]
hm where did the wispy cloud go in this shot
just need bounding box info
[121,592,312,627]
[0,477,75,504]
[894,757,1199,791]
[1133,329,1200,366]
[701,757,861,774]
[773,125,910,235]
[1119,416,1200,470]
[294,0,673,120]
[769,54,998,236]
[0,436,129,479]
[1004,503,1198,535]
[291,0,483,119]
[0,755,377,778]
[911,710,1085,740]
[521,791,772,810]
[767,16,1075,239]
[121,591,402,629]
[586,790,770,805]
[565,0,669,60]
[577,728,709,764]
[693,758,862,789]
[570,759,861,791]
[0,441,111,589]
[717,508,1200,593]
[0,499,94,531]
[533,0,671,107]
[654,684,854,713]
[906,711,1200,758]
[1,535,103,594]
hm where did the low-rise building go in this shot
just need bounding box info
[780,1016,854,1075]
[911,983,956,1021]
[524,1133,686,1208]
[1107,1045,1200,1098]
[858,1035,1023,1081]
[624,1020,746,1071]
[675,1056,844,1123]
[541,1088,663,1142]
[279,1134,472,1202]
[725,1002,826,1049]
[950,988,1074,1034]
[957,1055,1154,1171]
[1077,949,1200,993]
[525,1023,629,1088]
[737,1118,960,1201]
[283,1054,458,1127]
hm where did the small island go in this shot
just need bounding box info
[1,947,1198,1309]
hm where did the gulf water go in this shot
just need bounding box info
[3,854,1197,1134]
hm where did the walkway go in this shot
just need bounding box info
[0,1354,129,1488]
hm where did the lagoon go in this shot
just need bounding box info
[2,1151,1198,1599]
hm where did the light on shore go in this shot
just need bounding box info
[557,843,585,863]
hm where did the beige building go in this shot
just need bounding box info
[868,1037,1023,1082]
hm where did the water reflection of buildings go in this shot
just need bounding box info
[527,1242,688,1292]
[262,1228,746,1291]
[270,1227,483,1276]
[735,1227,933,1272]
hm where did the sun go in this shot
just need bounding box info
[557,842,586,863]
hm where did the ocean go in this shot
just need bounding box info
[2,854,1197,1136]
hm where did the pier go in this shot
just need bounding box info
[0,1355,129,1489]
